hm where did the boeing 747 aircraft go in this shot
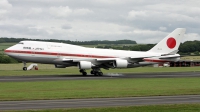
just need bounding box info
[5,28,186,76]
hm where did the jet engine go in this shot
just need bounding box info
[113,59,128,68]
[78,61,93,69]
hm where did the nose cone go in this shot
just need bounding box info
[4,46,13,56]
[4,48,10,55]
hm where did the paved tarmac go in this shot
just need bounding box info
[0,72,200,82]
[1,95,200,110]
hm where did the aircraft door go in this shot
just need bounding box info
[47,44,52,49]
[57,52,60,58]
[57,51,63,58]
[31,49,35,56]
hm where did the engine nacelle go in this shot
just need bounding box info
[78,61,93,69]
[55,64,67,68]
[113,59,128,68]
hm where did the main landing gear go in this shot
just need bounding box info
[79,69,87,76]
[23,62,27,71]
[79,68,103,76]
[91,68,103,76]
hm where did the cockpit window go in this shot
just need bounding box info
[18,42,24,44]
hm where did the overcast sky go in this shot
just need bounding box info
[0,0,200,43]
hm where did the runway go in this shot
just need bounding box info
[0,72,200,82]
[0,95,200,110]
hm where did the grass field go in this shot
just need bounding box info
[5,104,200,112]
[0,43,16,54]
[0,63,200,76]
[0,43,15,50]
[0,77,200,101]
[181,56,200,61]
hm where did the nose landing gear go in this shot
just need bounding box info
[23,62,27,71]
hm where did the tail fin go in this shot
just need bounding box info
[148,28,186,54]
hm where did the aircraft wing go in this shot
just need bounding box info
[96,56,151,62]
[129,55,161,62]
[96,58,119,62]
[60,55,158,63]
[96,56,159,69]
[98,55,181,63]
[53,58,73,62]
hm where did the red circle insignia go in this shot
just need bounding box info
[167,37,176,49]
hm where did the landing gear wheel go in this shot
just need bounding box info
[90,70,94,74]
[94,72,98,76]
[23,67,27,71]
[80,69,87,76]
[82,72,87,76]
[94,72,103,76]
[98,72,103,76]
[92,68,103,76]
[79,69,84,73]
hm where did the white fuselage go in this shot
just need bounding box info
[5,41,180,67]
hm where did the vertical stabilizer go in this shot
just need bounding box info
[148,28,186,54]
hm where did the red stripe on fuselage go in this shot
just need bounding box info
[4,50,116,58]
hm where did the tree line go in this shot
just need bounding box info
[96,44,155,51]
[0,53,19,63]
[97,40,200,55]
[179,40,200,55]
[0,37,137,45]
